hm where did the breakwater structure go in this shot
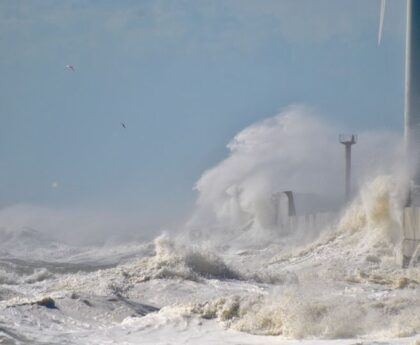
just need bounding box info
[402,0,420,266]
[272,190,338,237]
[402,208,420,266]
[272,1,420,267]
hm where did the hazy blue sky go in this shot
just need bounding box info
[0,0,407,228]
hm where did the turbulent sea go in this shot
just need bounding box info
[1,176,420,345]
[1,109,418,344]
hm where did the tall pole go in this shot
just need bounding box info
[345,143,351,201]
[339,134,357,202]
[405,0,420,205]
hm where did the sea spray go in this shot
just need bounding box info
[0,108,416,344]
[176,175,420,339]
[337,175,402,258]
[150,234,239,280]
[186,106,401,251]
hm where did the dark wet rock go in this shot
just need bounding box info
[81,299,93,307]
[35,297,56,309]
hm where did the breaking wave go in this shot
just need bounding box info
[127,235,240,281]
[0,107,416,344]
[186,106,401,250]
[167,174,420,340]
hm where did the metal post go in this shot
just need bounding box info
[345,144,351,201]
[405,0,420,205]
[339,134,357,202]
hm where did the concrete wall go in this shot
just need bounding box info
[285,211,338,236]
[283,208,420,268]
[280,207,420,268]
[402,207,420,266]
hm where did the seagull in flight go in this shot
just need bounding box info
[65,65,75,72]
[121,122,126,129]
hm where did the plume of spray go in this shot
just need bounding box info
[185,105,402,249]
[0,106,403,254]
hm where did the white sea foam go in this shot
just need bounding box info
[0,108,417,345]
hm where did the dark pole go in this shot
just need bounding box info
[339,134,357,202]
[345,143,351,201]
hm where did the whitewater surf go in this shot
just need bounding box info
[0,108,418,345]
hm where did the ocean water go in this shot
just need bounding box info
[0,175,419,345]
[0,109,418,344]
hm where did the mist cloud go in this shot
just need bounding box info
[188,105,401,235]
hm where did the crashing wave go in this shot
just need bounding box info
[120,235,240,282]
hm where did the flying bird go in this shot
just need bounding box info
[65,65,75,72]
[121,122,126,129]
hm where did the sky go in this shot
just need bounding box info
[0,0,408,234]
